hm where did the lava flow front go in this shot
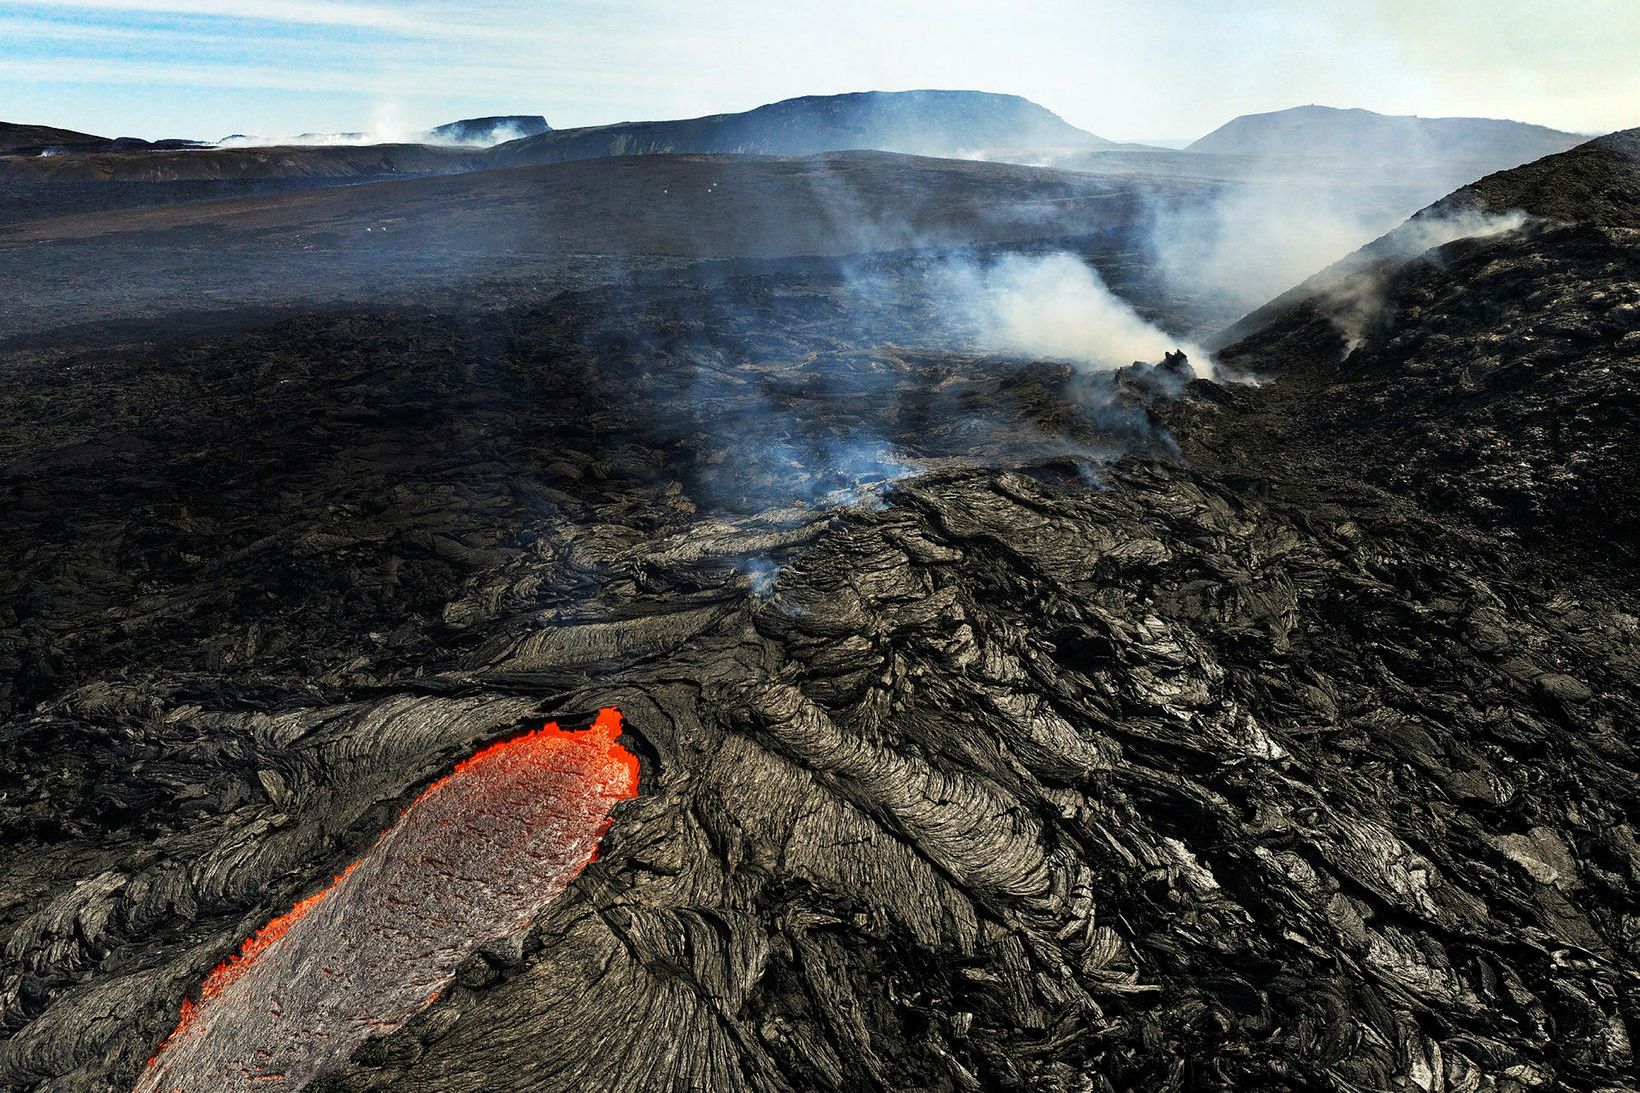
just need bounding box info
[139,708,639,1093]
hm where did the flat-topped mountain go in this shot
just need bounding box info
[427,115,551,145]
[1189,104,1585,167]
[492,90,1112,166]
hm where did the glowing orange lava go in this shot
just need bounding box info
[141,707,638,1091]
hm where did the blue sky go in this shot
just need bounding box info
[2,1,1635,141]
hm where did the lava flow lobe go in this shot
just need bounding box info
[139,708,639,1093]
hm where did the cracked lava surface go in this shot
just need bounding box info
[137,708,638,1093]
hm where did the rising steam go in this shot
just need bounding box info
[940,252,1215,378]
[1146,185,1403,317]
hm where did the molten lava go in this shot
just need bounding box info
[140,707,637,1092]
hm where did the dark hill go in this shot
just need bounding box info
[0,143,492,227]
[0,120,109,154]
[492,90,1111,166]
[1215,128,1640,355]
[0,150,1170,255]
[0,143,488,185]
[0,150,1220,346]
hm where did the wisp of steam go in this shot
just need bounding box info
[1325,208,1532,350]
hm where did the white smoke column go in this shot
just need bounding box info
[214,119,535,149]
[946,252,1215,378]
[365,100,415,144]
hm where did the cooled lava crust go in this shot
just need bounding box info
[138,709,636,1092]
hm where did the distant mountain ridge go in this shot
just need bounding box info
[1189,104,1584,166]
[492,90,1112,166]
[0,121,207,155]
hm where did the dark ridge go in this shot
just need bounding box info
[1204,127,1640,565]
[1425,127,1640,228]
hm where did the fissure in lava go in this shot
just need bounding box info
[139,707,638,1092]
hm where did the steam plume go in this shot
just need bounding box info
[939,252,1215,378]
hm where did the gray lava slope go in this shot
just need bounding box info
[1,135,1637,1092]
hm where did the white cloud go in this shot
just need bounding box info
[17,0,453,34]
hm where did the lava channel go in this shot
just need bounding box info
[139,707,638,1093]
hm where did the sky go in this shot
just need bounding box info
[1,0,1636,141]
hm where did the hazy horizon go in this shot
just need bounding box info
[2,0,1636,143]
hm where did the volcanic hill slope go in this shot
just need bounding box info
[1207,128,1640,563]
[0,131,1637,1093]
